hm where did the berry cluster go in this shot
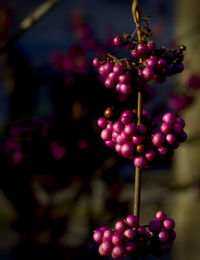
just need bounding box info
[93,33,185,96]
[93,211,176,259]
[98,109,187,168]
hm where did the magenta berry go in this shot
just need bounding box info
[101,240,113,254]
[115,220,126,233]
[152,133,165,147]
[113,36,122,46]
[93,230,103,243]
[123,229,136,240]
[112,233,123,245]
[103,229,113,240]
[145,149,156,161]
[149,219,162,231]
[125,242,136,253]
[111,245,125,259]
[163,218,175,231]
[158,231,170,243]
[125,215,138,227]
[134,156,147,168]
[142,67,154,80]
[97,117,107,128]
[101,129,112,141]
[162,112,176,125]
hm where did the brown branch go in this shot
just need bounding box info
[0,0,63,51]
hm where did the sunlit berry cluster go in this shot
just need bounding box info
[93,34,185,95]
[98,110,187,168]
[93,211,176,259]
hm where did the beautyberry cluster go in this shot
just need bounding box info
[93,211,176,258]
[93,33,185,96]
[98,110,187,168]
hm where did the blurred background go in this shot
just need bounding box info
[0,0,200,259]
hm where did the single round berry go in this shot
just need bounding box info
[152,133,165,147]
[123,228,136,240]
[101,129,112,141]
[113,121,124,134]
[163,218,175,231]
[98,244,108,256]
[160,123,171,135]
[93,58,100,68]
[113,36,122,46]
[118,73,131,83]
[157,58,167,69]
[147,56,157,68]
[103,229,113,241]
[121,110,134,125]
[97,117,107,129]
[132,135,144,145]
[147,41,156,50]
[93,230,103,243]
[134,156,147,168]
[121,143,134,158]
[105,140,115,147]
[158,231,170,243]
[100,226,108,232]
[101,240,113,254]
[124,124,137,136]
[125,215,138,227]
[158,146,168,155]
[120,83,133,95]
[166,133,176,145]
[111,245,125,259]
[115,220,126,233]
[125,241,136,253]
[142,67,154,80]
[173,123,183,135]
[145,149,156,161]
[162,112,176,125]
[176,117,185,128]
[112,233,123,246]
[104,107,113,119]
[149,219,162,231]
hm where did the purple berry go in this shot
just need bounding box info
[142,67,154,80]
[160,123,171,135]
[98,244,108,256]
[132,135,144,145]
[131,49,139,58]
[101,240,113,254]
[100,226,108,232]
[121,110,134,125]
[147,56,158,68]
[176,117,185,128]
[121,143,134,158]
[134,156,147,168]
[163,218,175,231]
[158,231,170,243]
[162,112,176,125]
[137,226,146,236]
[149,219,162,231]
[105,77,115,88]
[125,241,136,253]
[124,124,137,136]
[97,117,107,128]
[113,64,124,74]
[120,83,133,95]
[147,41,156,50]
[112,245,125,259]
[145,149,156,161]
[115,144,121,154]
[113,122,124,134]
[113,36,122,46]
[125,215,138,227]
[115,220,126,233]
[93,230,103,243]
[173,123,183,134]
[137,44,148,57]
[111,233,123,245]
[123,229,136,240]
[118,73,131,83]
[152,133,165,147]
[93,58,100,68]
[158,146,168,155]
[138,124,147,135]
[166,133,176,145]
[101,129,112,141]
[103,229,113,241]
[105,140,115,147]
[157,58,167,69]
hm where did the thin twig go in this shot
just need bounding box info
[0,0,62,51]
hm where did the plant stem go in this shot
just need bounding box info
[0,0,62,51]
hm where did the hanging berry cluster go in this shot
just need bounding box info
[93,17,185,96]
[93,211,176,258]
[92,0,187,258]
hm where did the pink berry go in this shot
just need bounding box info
[156,210,167,222]
[145,149,156,161]
[124,124,137,136]
[101,240,113,254]
[93,230,103,243]
[134,156,147,168]
[115,220,126,233]
[103,229,113,241]
[163,218,175,231]
[101,129,112,141]
[98,244,108,256]
[147,56,157,68]
[113,64,124,74]
[93,58,100,68]
[149,219,162,231]
[158,146,168,155]
[162,112,176,125]
[147,41,156,50]
[113,122,124,134]
[115,144,121,154]
[97,117,107,128]
[105,77,115,88]
[142,67,154,80]
[160,123,171,135]
[125,241,136,253]
[121,110,134,125]
[120,83,133,95]
[121,143,134,158]
[111,233,123,245]
[118,73,131,83]
[125,215,138,228]
[173,123,183,135]
[166,133,176,145]
[112,245,125,259]
[113,36,122,46]
[176,117,185,128]
[100,226,108,232]
[123,229,136,240]
[132,135,144,145]
[158,231,170,243]
[152,133,165,147]
[157,58,167,69]
[105,140,115,147]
